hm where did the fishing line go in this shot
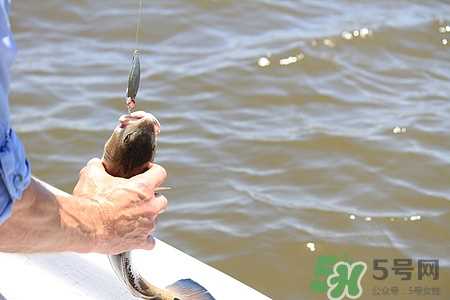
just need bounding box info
[135,0,143,51]
[126,0,143,113]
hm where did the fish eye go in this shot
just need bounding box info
[123,132,134,144]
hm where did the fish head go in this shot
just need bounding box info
[103,111,159,178]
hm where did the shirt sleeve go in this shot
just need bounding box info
[0,127,31,224]
[0,0,32,224]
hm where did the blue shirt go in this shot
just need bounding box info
[0,0,31,224]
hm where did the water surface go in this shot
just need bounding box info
[9,1,450,299]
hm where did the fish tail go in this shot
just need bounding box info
[166,279,216,300]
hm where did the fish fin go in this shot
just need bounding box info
[166,278,216,300]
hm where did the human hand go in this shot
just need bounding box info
[72,158,167,254]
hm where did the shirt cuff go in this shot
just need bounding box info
[0,126,31,224]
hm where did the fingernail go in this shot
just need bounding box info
[147,235,155,249]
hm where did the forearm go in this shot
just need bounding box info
[0,177,95,253]
[0,156,167,254]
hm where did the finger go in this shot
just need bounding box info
[86,158,112,179]
[87,158,109,176]
[139,235,156,251]
[149,194,168,213]
[131,163,167,192]
[78,166,87,177]
[75,158,106,195]
[86,157,102,167]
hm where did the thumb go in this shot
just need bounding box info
[87,157,103,169]
[86,157,112,179]
[74,158,111,195]
[131,163,167,194]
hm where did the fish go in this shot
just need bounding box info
[101,51,215,299]
[109,251,215,300]
[102,113,215,300]
[102,111,157,179]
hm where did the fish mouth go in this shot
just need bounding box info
[119,111,160,135]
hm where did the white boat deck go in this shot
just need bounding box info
[0,239,271,300]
